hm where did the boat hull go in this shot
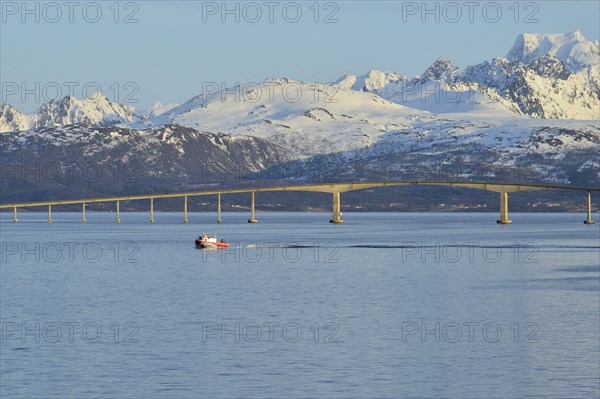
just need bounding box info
[195,240,230,249]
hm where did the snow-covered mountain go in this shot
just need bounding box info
[0,103,30,133]
[2,31,597,136]
[343,31,600,120]
[343,60,518,118]
[130,78,435,157]
[2,31,596,135]
[0,93,137,133]
[1,31,598,202]
[127,76,599,165]
[0,123,291,203]
[506,30,599,71]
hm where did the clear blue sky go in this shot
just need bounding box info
[1,0,599,112]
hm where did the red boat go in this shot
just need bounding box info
[195,234,230,249]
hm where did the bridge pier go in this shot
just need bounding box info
[330,192,343,224]
[584,191,595,224]
[217,193,222,224]
[13,207,17,223]
[116,201,121,224]
[82,203,87,224]
[248,192,258,223]
[48,204,52,224]
[150,198,155,223]
[496,192,512,224]
[183,196,189,224]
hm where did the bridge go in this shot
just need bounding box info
[1,181,598,225]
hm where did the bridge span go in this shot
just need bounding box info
[1,181,598,225]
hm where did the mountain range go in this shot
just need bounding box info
[1,31,598,209]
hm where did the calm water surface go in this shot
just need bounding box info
[1,212,599,398]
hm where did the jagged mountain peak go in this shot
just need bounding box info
[33,93,136,128]
[36,92,121,112]
[421,57,459,81]
[86,91,108,101]
[568,29,585,41]
[0,103,18,112]
[38,94,75,109]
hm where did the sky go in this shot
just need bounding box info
[1,0,599,113]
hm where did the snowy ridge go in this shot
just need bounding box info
[1,123,290,176]
[346,55,599,119]
[0,93,137,133]
[127,75,598,167]
[130,78,434,157]
[333,31,599,120]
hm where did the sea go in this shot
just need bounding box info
[1,211,599,398]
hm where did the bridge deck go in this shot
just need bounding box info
[1,181,598,209]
